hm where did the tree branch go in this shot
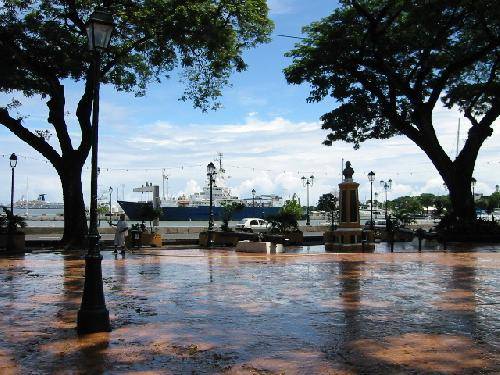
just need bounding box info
[76,68,94,157]
[428,44,497,107]
[46,83,74,155]
[0,108,61,168]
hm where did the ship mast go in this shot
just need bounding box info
[162,169,169,200]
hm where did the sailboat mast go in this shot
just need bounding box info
[25,177,29,216]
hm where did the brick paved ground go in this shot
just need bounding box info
[0,248,498,374]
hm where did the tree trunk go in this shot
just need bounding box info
[443,170,476,222]
[59,162,88,249]
[416,129,477,223]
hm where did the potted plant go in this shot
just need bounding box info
[134,205,162,247]
[199,202,245,247]
[0,208,27,253]
[266,199,304,244]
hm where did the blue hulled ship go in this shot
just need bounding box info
[118,157,283,221]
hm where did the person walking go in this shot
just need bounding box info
[111,214,129,254]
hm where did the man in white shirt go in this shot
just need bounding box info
[111,214,128,254]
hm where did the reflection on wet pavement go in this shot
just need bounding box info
[0,249,498,374]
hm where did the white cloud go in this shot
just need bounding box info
[1,101,498,207]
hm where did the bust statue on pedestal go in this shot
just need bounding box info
[323,160,375,252]
[343,161,354,181]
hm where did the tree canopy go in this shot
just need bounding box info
[1,0,273,105]
[0,0,273,245]
[284,0,499,223]
[316,192,338,212]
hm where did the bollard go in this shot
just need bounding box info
[416,228,424,252]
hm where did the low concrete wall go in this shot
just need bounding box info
[23,224,329,236]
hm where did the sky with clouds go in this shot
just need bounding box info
[1,0,499,207]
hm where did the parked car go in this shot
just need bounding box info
[235,218,270,233]
[364,219,387,229]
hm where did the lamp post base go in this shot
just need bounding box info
[77,253,111,334]
[77,307,111,334]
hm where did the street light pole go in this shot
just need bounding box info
[252,189,256,208]
[7,154,18,252]
[108,186,113,219]
[368,171,375,230]
[207,162,217,247]
[301,175,314,226]
[9,153,17,216]
[380,179,392,220]
[77,7,114,335]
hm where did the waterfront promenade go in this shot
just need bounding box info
[0,248,498,374]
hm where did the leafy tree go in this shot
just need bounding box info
[0,207,27,233]
[418,193,436,215]
[316,193,337,211]
[266,212,300,234]
[281,197,303,221]
[266,197,303,233]
[389,196,423,227]
[284,0,499,225]
[96,203,109,227]
[317,192,338,229]
[489,192,500,209]
[0,1,273,247]
[220,201,244,231]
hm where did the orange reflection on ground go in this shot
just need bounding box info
[350,332,493,374]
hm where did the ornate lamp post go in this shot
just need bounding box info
[77,7,114,335]
[380,179,392,220]
[252,189,256,208]
[207,162,217,246]
[367,171,375,229]
[301,175,314,226]
[7,153,18,251]
[9,153,17,215]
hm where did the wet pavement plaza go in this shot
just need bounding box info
[0,247,499,374]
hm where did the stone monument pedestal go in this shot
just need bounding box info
[324,161,375,252]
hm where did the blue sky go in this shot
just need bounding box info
[1,0,499,207]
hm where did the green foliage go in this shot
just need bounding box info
[281,198,303,221]
[266,212,299,234]
[284,1,498,222]
[418,193,436,214]
[316,193,338,212]
[220,201,245,231]
[285,1,498,147]
[476,193,500,216]
[265,197,302,234]
[0,207,26,233]
[97,203,109,216]
[0,0,273,108]
[433,196,451,219]
[388,196,423,227]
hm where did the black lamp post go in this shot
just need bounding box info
[7,153,17,252]
[108,186,113,218]
[380,179,392,220]
[252,189,256,208]
[9,153,17,215]
[301,175,314,226]
[207,162,217,246]
[471,177,476,200]
[368,171,375,229]
[77,7,114,335]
